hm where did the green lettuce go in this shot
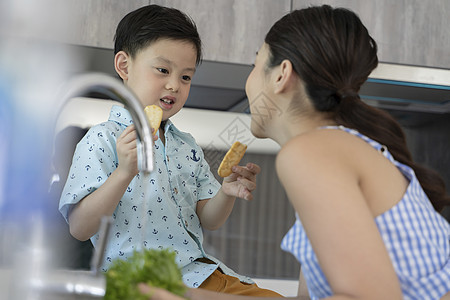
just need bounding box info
[104,248,186,300]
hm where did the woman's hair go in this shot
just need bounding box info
[114,4,202,65]
[265,5,450,212]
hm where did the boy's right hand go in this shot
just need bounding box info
[116,125,139,178]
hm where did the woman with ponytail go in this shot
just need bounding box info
[141,5,450,300]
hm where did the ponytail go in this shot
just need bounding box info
[335,96,450,212]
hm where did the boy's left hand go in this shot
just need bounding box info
[221,162,261,201]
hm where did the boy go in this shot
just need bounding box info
[59,4,280,297]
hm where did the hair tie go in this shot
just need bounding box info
[336,88,358,101]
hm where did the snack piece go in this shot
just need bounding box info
[144,105,163,132]
[217,141,247,177]
[105,248,186,300]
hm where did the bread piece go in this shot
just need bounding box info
[144,105,163,132]
[217,141,247,177]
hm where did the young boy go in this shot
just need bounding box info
[59,5,280,297]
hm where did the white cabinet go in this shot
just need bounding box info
[292,0,450,68]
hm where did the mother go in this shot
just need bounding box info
[141,5,450,300]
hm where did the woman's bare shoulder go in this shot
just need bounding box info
[277,129,347,162]
[275,129,360,182]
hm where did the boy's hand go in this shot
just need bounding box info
[116,125,139,178]
[221,162,261,201]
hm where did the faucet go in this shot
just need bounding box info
[55,72,154,173]
[16,216,113,299]
[8,73,155,299]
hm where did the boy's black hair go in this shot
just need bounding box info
[114,4,202,65]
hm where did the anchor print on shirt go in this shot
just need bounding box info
[190,149,200,162]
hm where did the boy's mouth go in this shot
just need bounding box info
[160,96,176,108]
[160,98,174,105]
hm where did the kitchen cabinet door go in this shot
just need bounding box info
[292,0,450,69]
[151,0,291,64]
[66,0,149,49]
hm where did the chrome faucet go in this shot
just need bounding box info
[55,72,154,173]
[8,73,155,299]
[13,216,113,299]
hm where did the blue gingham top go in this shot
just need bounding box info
[281,126,450,300]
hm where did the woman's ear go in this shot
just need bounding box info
[114,51,130,81]
[273,59,294,94]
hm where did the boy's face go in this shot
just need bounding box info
[116,39,197,121]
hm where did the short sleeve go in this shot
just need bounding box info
[194,147,221,201]
[58,122,122,222]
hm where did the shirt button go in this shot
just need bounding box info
[185,220,188,227]
[174,187,178,194]
[167,156,170,162]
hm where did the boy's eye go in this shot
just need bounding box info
[182,75,192,81]
[157,68,169,74]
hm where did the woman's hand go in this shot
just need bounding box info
[138,283,187,300]
[221,162,261,201]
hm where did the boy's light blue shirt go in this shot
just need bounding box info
[59,105,252,287]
